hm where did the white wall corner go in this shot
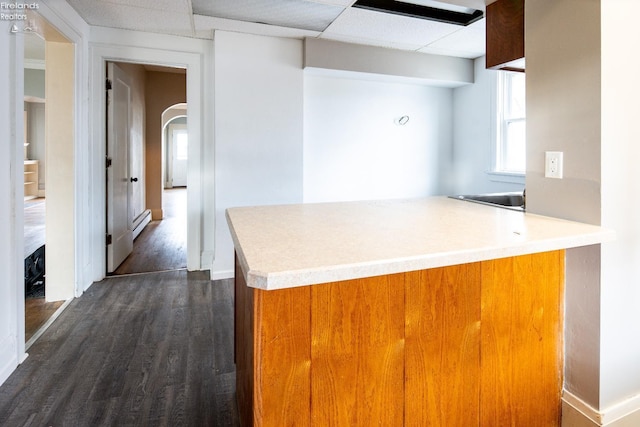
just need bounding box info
[563,390,640,427]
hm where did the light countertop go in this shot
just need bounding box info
[226,197,614,290]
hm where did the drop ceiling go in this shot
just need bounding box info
[61,0,487,59]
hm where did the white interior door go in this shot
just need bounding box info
[106,62,133,273]
[170,125,188,187]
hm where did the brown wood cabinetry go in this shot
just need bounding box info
[486,0,525,71]
[235,250,564,426]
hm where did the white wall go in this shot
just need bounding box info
[24,69,45,99]
[600,0,640,413]
[527,0,640,424]
[527,0,604,414]
[212,31,304,276]
[0,25,25,387]
[451,57,525,195]
[45,40,76,302]
[304,37,474,87]
[303,74,452,202]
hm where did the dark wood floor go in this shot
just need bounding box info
[114,188,187,275]
[1,270,239,426]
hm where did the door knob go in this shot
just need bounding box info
[130,177,138,182]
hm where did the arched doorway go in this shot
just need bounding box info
[162,103,188,189]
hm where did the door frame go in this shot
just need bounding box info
[89,39,207,281]
[5,3,88,379]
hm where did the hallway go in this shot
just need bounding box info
[114,188,187,275]
[1,270,239,426]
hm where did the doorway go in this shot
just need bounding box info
[22,16,74,346]
[112,187,187,275]
[106,63,188,276]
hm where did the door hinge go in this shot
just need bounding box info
[106,78,112,90]
[106,234,112,245]
[106,157,112,168]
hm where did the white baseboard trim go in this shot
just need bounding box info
[209,269,234,281]
[563,392,602,426]
[563,390,640,426]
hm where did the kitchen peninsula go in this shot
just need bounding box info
[226,197,613,426]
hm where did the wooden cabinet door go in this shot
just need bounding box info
[481,251,564,426]
[486,0,525,71]
[405,265,481,426]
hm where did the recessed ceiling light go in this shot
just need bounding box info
[352,0,483,26]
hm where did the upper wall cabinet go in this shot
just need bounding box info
[486,0,525,72]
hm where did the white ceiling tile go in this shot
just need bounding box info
[65,0,486,57]
[466,16,485,30]
[192,0,345,32]
[194,14,320,39]
[323,7,461,47]
[421,25,484,57]
[66,1,193,36]
[95,0,190,12]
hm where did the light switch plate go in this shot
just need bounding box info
[545,151,563,179]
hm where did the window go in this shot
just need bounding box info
[495,71,526,174]
[174,130,188,160]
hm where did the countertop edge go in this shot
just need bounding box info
[241,229,614,291]
[226,199,616,291]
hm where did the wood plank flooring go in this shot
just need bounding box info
[114,188,187,275]
[0,270,239,426]
[25,298,64,343]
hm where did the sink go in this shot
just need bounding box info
[449,192,525,211]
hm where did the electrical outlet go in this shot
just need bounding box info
[545,151,563,179]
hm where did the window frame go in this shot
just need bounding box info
[489,70,526,184]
